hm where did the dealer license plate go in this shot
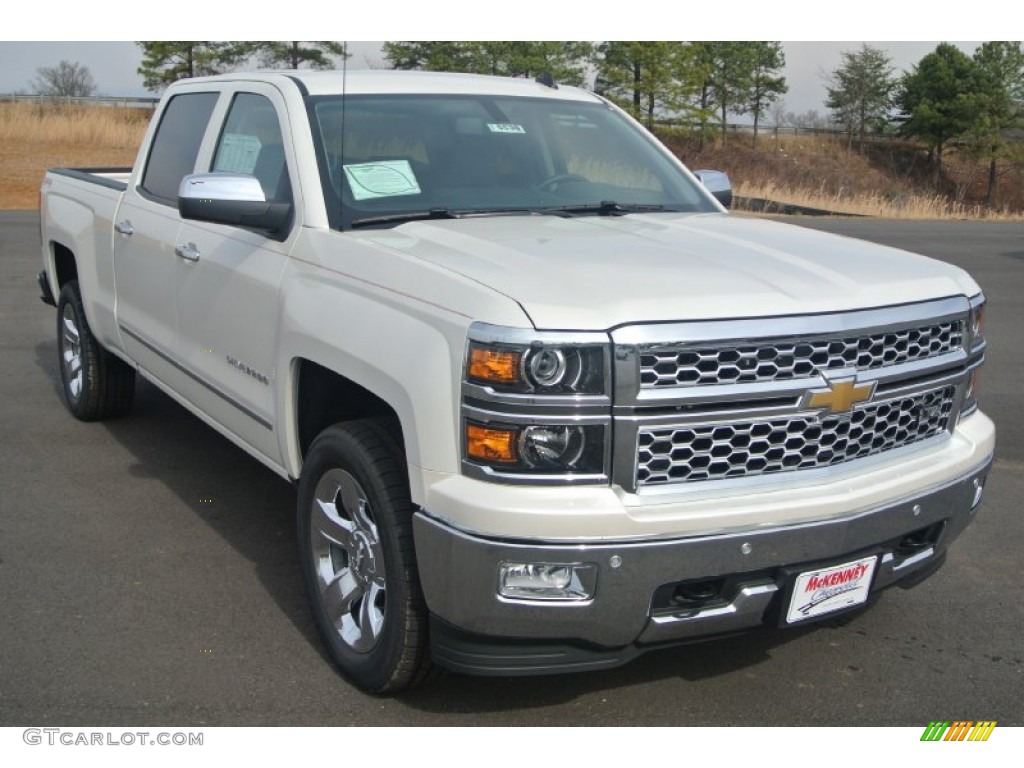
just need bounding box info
[785,555,878,624]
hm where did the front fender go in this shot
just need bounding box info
[276,228,531,504]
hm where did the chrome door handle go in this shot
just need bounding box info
[174,243,200,262]
[115,220,134,236]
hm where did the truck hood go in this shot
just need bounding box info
[360,213,980,330]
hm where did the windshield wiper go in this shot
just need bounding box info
[350,206,580,228]
[461,207,574,219]
[350,208,461,228]
[539,201,674,217]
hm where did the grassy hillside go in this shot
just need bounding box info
[662,130,1024,219]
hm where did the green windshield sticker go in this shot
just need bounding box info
[487,123,526,134]
[214,133,262,174]
[343,160,422,200]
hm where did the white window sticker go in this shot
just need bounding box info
[343,160,422,200]
[214,133,262,175]
[487,123,526,134]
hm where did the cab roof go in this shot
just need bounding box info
[180,69,602,102]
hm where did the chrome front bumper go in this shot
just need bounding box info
[414,457,991,675]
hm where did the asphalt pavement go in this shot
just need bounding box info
[0,210,1021,726]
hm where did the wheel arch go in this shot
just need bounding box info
[50,240,79,291]
[284,352,439,506]
[294,358,405,460]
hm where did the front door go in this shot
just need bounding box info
[174,88,297,463]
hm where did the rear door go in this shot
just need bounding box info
[114,89,222,387]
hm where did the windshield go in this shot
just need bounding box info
[309,94,719,229]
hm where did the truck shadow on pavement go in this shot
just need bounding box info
[33,338,855,712]
[34,339,334,666]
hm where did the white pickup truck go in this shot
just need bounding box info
[38,70,994,693]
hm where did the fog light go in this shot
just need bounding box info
[498,563,596,601]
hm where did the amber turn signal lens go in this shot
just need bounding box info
[466,423,518,463]
[468,346,521,385]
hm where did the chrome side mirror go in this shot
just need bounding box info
[693,169,733,209]
[178,173,292,240]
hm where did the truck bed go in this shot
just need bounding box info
[49,167,131,191]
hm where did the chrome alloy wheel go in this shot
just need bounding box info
[60,303,83,402]
[310,469,387,653]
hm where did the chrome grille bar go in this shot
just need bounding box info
[636,385,957,487]
[640,320,963,388]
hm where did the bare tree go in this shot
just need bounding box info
[770,98,787,136]
[31,60,96,98]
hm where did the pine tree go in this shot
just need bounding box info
[136,42,243,92]
[249,42,348,70]
[745,42,787,148]
[898,43,983,182]
[825,44,897,150]
[970,41,1024,204]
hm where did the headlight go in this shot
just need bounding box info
[961,294,985,417]
[465,420,606,475]
[969,302,985,350]
[467,341,605,394]
[519,425,586,469]
[463,324,611,483]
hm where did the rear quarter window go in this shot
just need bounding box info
[140,92,219,204]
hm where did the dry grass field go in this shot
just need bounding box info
[667,131,1024,220]
[0,102,147,209]
[3,102,1022,220]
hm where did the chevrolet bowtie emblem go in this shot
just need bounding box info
[804,377,877,414]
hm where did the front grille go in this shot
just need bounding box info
[636,385,956,487]
[640,320,963,388]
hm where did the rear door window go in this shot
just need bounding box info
[140,92,219,204]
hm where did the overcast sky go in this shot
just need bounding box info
[3,1,1005,116]
[0,40,986,117]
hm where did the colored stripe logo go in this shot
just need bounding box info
[921,721,997,741]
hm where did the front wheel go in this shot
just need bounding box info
[297,420,433,693]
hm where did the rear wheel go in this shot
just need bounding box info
[56,280,135,420]
[297,420,433,693]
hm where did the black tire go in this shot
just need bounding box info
[56,279,135,421]
[297,419,434,693]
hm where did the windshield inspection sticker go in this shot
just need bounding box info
[343,160,422,200]
[487,123,526,134]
